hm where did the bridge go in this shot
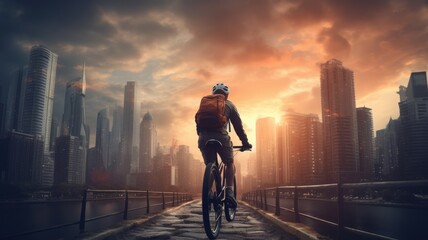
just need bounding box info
[1,180,427,240]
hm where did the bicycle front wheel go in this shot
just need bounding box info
[202,162,222,239]
[225,176,237,222]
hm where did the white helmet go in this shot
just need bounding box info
[212,83,229,95]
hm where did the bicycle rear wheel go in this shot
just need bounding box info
[225,176,237,222]
[202,162,222,239]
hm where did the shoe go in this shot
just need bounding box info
[226,187,237,208]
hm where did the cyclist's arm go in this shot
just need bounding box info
[228,103,249,144]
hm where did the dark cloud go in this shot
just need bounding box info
[317,27,351,60]
[1,0,427,149]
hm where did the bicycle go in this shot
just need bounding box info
[202,139,251,239]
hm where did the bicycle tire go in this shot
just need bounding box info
[225,176,237,222]
[202,162,222,239]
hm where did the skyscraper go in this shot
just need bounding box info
[139,111,157,173]
[276,120,288,185]
[256,117,276,187]
[376,118,401,180]
[320,59,359,183]
[398,72,428,179]
[4,66,27,133]
[22,45,58,153]
[176,145,192,191]
[356,107,375,180]
[109,105,123,169]
[96,108,110,169]
[281,110,324,185]
[55,63,88,185]
[61,63,88,142]
[121,81,135,182]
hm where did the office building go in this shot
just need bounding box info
[256,117,276,187]
[54,135,84,184]
[356,107,375,180]
[22,45,58,153]
[121,81,136,182]
[95,108,110,169]
[320,59,359,182]
[0,131,44,186]
[398,72,428,179]
[281,110,324,185]
[139,111,157,173]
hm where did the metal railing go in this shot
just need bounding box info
[242,180,428,240]
[3,189,192,239]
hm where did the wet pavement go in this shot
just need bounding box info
[106,200,297,240]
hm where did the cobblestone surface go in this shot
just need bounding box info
[107,201,297,240]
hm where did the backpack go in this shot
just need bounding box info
[195,94,227,129]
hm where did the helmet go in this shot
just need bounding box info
[212,83,229,95]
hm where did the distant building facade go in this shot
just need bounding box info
[356,107,375,180]
[281,110,324,185]
[398,72,428,179]
[139,112,157,173]
[54,135,84,184]
[256,117,276,187]
[121,81,135,183]
[320,59,359,183]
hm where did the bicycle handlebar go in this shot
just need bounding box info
[232,146,252,151]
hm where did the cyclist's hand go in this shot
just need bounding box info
[242,142,252,151]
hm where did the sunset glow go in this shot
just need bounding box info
[1,0,427,158]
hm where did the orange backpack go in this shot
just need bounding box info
[195,94,227,129]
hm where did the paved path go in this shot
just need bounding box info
[106,200,297,240]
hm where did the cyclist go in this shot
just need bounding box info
[197,83,252,207]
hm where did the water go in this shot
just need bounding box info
[0,198,166,240]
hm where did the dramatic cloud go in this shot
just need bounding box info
[0,0,427,157]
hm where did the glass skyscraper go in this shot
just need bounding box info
[22,45,58,153]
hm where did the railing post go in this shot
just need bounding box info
[172,192,175,206]
[79,189,87,233]
[260,190,263,208]
[294,186,300,222]
[264,189,267,210]
[338,182,344,239]
[124,190,129,220]
[255,190,258,207]
[162,192,165,209]
[275,187,280,216]
[146,190,150,214]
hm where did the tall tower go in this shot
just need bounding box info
[356,107,374,180]
[256,117,276,187]
[121,81,135,178]
[109,106,123,169]
[320,59,359,183]
[139,111,157,173]
[96,108,110,169]
[55,63,88,184]
[22,45,58,153]
[398,72,428,179]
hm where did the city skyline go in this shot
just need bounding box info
[1,1,427,159]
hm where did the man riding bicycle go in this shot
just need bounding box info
[196,83,252,207]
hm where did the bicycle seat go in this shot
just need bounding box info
[205,139,222,148]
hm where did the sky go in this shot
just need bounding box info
[0,0,427,159]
